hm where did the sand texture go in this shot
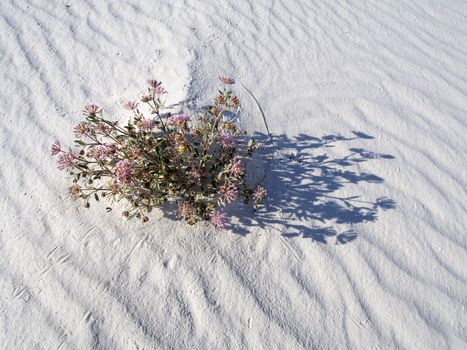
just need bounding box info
[0,0,466,349]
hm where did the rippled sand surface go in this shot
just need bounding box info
[0,1,466,348]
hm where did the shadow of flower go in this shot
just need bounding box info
[227,131,396,244]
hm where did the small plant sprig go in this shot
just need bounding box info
[52,77,266,228]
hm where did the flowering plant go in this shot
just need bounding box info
[52,77,266,228]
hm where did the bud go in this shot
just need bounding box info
[122,211,129,218]
[111,184,119,195]
[68,185,81,199]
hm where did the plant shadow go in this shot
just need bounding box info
[226,131,396,244]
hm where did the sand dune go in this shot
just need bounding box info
[0,0,466,349]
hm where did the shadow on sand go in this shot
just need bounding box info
[226,131,396,244]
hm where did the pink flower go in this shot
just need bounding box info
[187,165,202,182]
[74,122,91,137]
[95,122,111,134]
[147,79,161,90]
[154,85,167,95]
[253,185,267,202]
[57,151,75,170]
[222,185,238,204]
[218,76,235,84]
[89,147,102,160]
[115,159,134,184]
[209,209,227,229]
[89,144,115,160]
[229,156,244,177]
[51,140,61,156]
[219,130,236,148]
[167,113,190,127]
[83,104,100,116]
[101,144,116,157]
[137,118,156,131]
[123,101,139,110]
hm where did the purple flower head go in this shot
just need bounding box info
[209,209,227,229]
[222,185,238,204]
[83,104,100,116]
[57,151,75,170]
[123,101,139,110]
[253,185,267,202]
[187,165,202,182]
[115,159,134,184]
[138,118,156,131]
[167,113,190,127]
[229,156,244,177]
[51,140,61,156]
[219,130,236,148]
[218,76,235,85]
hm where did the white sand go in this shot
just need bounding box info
[1,0,466,349]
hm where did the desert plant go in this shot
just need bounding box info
[52,77,266,228]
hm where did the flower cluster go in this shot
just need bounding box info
[52,77,266,228]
